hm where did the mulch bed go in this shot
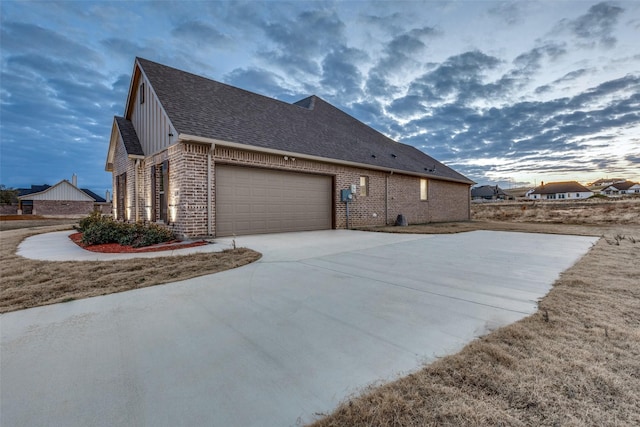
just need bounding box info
[69,232,208,253]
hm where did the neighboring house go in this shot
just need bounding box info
[528,181,593,200]
[17,178,108,216]
[588,178,625,187]
[106,58,475,238]
[601,181,640,196]
[471,185,510,201]
[503,187,534,200]
[587,184,609,195]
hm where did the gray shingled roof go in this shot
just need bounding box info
[530,181,591,194]
[471,185,507,198]
[115,116,144,156]
[605,181,638,191]
[81,189,106,203]
[136,58,473,184]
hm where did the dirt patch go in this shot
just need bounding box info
[0,225,261,313]
[311,202,640,426]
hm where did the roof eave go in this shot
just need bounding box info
[178,133,474,185]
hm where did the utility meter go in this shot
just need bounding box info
[340,189,353,202]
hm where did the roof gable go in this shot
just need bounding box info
[134,58,473,184]
[18,180,95,202]
[105,116,144,171]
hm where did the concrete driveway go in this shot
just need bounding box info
[1,230,597,426]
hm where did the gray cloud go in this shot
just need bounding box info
[406,50,502,103]
[1,22,102,65]
[171,20,231,48]
[257,9,346,77]
[320,46,368,99]
[567,2,624,47]
[487,2,525,25]
[224,66,299,102]
[395,72,640,182]
[365,26,440,98]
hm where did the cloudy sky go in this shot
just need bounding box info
[1,1,639,193]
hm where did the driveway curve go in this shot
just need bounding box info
[1,230,598,426]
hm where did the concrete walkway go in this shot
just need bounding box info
[17,230,230,261]
[1,230,598,426]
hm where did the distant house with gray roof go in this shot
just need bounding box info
[471,185,511,201]
[528,181,593,200]
[106,58,474,238]
[601,181,640,196]
[16,177,108,216]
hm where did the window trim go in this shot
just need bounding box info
[139,82,145,104]
[420,178,428,201]
[359,176,369,197]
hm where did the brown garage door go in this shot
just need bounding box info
[215,165,332,237]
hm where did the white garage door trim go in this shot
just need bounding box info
[215,165,333,237]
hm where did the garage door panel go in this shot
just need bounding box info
[216,165,332,237]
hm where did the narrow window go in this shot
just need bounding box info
[139,82,145,104]
[420,178,428,201]
[150,165,157,221]
[116,172,127,221]
[159,160,169,223]
[360,176,369,196]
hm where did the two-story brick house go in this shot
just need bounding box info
[106,58,474,238]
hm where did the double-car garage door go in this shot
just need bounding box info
[216,165,333,237]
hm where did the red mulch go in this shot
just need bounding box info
[69,232,207,253]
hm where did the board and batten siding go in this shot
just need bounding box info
[26,181,94,201]
[130,72,177,156]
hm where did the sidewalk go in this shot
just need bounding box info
[17,230,231,261]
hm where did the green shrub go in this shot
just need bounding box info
[131,223,175,248]
[81,219,126,246]
[75,211,105,233]
[78,213,174,248]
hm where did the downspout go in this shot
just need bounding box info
[384,171,393,225]
[385,171,393,225]
[207,146,212,236]
[468,185,472,221]
[135,159,140,222]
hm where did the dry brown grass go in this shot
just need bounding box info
[312,201,640,426]
[0,224,261,313]
[471,198,640,224]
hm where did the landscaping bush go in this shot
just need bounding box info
[78,213,174,248]
[116,222,174,248]
[75,211,105,233]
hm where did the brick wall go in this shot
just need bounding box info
[428,179,471,222]
[168,142,212,238]
[112,141,470,238]
[0,205,18,215]
[32,200,94,217]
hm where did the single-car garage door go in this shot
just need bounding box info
[216,165,333,237]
